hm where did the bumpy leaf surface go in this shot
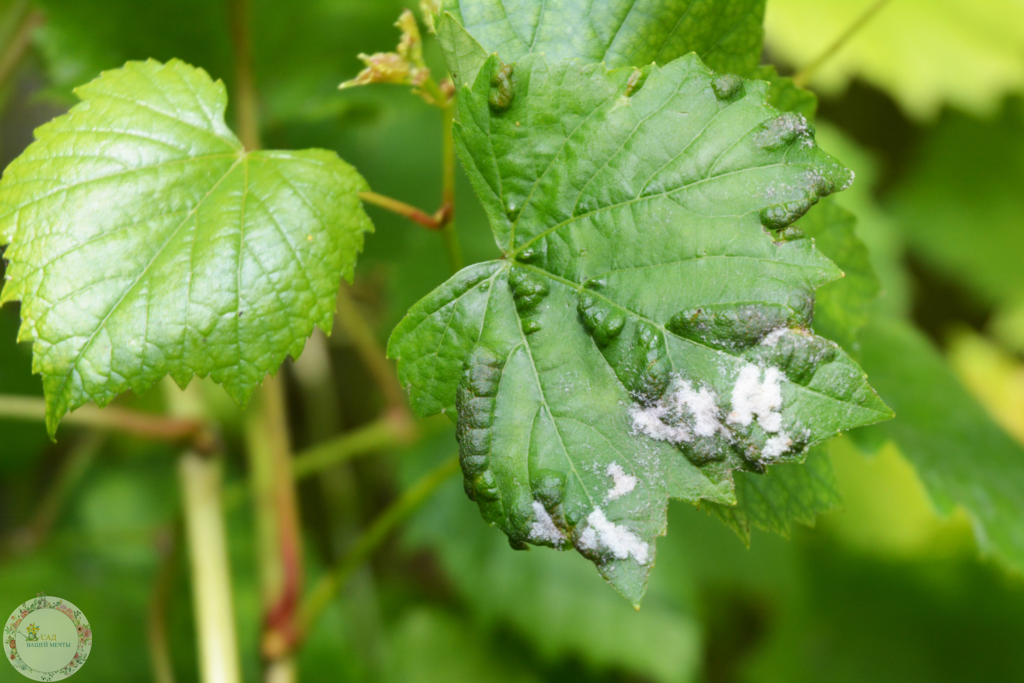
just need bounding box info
[0,60,372,435]
[389,52,891,601]
[435,0,766,89]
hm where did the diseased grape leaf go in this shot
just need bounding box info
[434,0,766,89]
[0,59,372,436]
[765,0,1024,120]
[389,51,891,602]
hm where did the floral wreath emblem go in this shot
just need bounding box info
[4,594,92,681]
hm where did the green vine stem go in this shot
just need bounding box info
[245,375,305,671]
[299,455,459,635]
[439,100,464,273]
[291,409,417,479]
[179,452,242,683]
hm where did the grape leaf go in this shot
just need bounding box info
[434,0,766,89]
[765,0,1024,120]
[0,59,372,435]
[389,52,891,601]
[859,318,1024,574]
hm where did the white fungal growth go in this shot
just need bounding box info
[629,402,691,443]
[529,501,566,544]
[605,462,637,501]
[578,508,649,564]
[761,327,789,347]
[629,377,723,444]
[763,432,794,461]
[728,364,785,433]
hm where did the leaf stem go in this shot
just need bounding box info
[299,455,459,635]
[229,0,261,151]
[439,102,464,272]
[358,190,452,230]
[0,394,215,448]
[792,0,892,88]
[0,1,43,95]
[179,452,242,683]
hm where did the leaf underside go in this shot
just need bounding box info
[0,59,373,435]
[389,50,891,602]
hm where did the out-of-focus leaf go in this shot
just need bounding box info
[859,318,1024,574]
[33,0,408,123]
[824,436,975,559]
[435,0,766,84]
[765,0,1024,120]
[814,124,910,319]
[390,51,889,602]
[795,199,879,350]
[948,330,1024,446]
[0,59,372,435]
[745,547,1024,683]
[888,99,1024,308]
[707,445,840,542]
[385,608,542,683]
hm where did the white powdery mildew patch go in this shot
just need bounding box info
[529,501,566,544]
[763,433,794,461]
[605,462,637,501]
[761,327,789,347]
[578,508,649,564]
[729,364,793,459]
[728,364,784,432]
[629,377,723,444]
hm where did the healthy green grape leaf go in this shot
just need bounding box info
[859,318,1024,574]
[765,0,1024,120]
[0,59,372,436]
[389,52,891,602]
[706,445,839,541]
[434,0,766,89]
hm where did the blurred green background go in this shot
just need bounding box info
[2,0,1024,681]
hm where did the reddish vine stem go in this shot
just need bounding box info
[0,394,216,451]
[359,190,453,231]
